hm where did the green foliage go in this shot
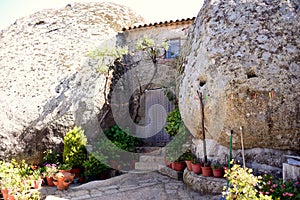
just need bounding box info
[165,108,182,137]
[42,149,61,165]
[223,163,272,200]
[43,164,57,178]
[104,125,142,152]
[181,151,196,161]
[63,126,87,168]
[0,159,41,199]
[211,162,223,170]
[87,45,128,74]
[165,123,189,162]
[83,155,108,176]
[136,36,169,60]
[58,163,71,171]
[260,174,300,199]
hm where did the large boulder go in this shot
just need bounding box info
[0,2,144,162]
[179,0,299,152]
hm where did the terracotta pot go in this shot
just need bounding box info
[1,189,15,200]
[1,189,9,200]
[58,169,71,173]
[213,168,224,178]
[201,166,212,177]
[99,173,106,180]
[171,161,185,171]
[164,157,172,168]
[185,160,192,171]
[46,177,55,186]
[109,160,118,169]
[70,168,81,178]
[53,171,75,190]
[79,176,85,184]
[191,163,202,174]
[33,179,43,189]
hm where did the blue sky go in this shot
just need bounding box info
[0,0,203,30]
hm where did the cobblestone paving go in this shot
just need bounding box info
[42,172,220,200]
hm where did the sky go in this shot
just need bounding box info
[0,0,204,30]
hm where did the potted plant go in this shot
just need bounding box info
[211,162,224,178]
[182,151,196,171]
[171,154,186,172]
[53,171,75,190]
[43,164,57,186]
[201,161,212,177]
[30,168,43,189]
[165,108,182,137]
[83,155,108,182]
[191,158,202,174]
[42,149,61,165]
[63,126,87,177]
[58,163,71,173]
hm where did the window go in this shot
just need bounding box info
[165,38,180,59]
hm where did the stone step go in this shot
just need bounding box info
[135,162,159,171]
[128,169,153,174]
[135,147,165,156]
[139,155,165,164]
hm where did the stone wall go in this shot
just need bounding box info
[0,2,144,162]
[178,0,299,173]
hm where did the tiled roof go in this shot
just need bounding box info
[122,17,196,31]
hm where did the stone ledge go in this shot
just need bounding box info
[183,169,226,195]
[158,164,183,180]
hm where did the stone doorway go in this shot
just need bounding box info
[141,89,174,147]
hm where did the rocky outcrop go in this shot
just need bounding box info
[179,0,299,152]
[0,2,144,162]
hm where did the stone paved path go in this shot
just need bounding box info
[42,171,220,200]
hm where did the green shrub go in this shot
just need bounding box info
[104,125,142,152]
[83,155,108,176]
[165,123,189,162]
[63,126,87,168]
[165,108,182,136]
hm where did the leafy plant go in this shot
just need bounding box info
[222,162,272,200]
[260,174,300,199]
[63,126,87,168]
[211,162,223,170]
[181,151,196,161]
[58,163,71,171]
[42,149,61,165]
[0,159,41,199]
[165,122,189,162]
[43,164,58,178]
[83,155,109,176]
[104,125,142,152]
[165,108,182,137]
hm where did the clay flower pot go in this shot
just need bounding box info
[46,177,55,186]
[201,166,212,177]
[191,163,202,174]
[53,171,75,190]
[185,160,193,171]
[33,179,43,189]
[70,168,81,178]
[212,168,224,178]
[1,189,15,200]
[171,161,185,171]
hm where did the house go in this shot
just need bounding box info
[112,18,195,146]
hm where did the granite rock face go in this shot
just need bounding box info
[179,0,300,151]
[0,2,144,162]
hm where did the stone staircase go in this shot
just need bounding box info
[133,147,165,172]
